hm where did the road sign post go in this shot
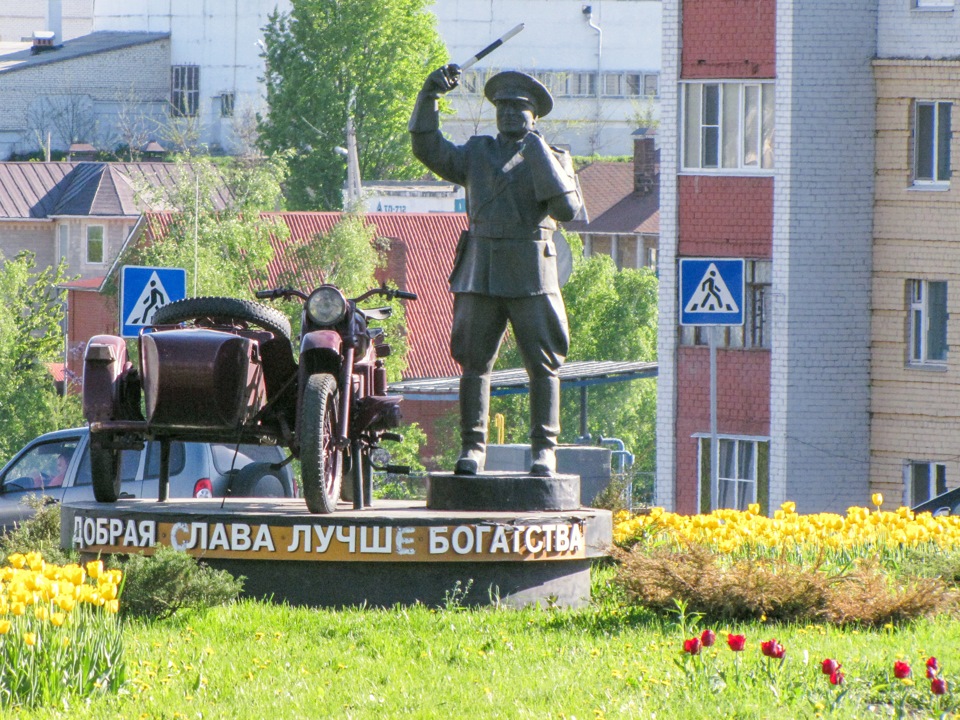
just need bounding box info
[678,259,745,512]
[120,266,187,338]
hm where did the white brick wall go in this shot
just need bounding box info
[770,0,877,513]
[654,0,680,512]
[0,38,169,157]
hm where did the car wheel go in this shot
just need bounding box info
[90,434,121,502]
[152,296,292,341]
[230,461,288,498]
[300,373,342,514]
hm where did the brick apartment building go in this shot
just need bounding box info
[657,0,877,514]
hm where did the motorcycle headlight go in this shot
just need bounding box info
[306,286,347,326]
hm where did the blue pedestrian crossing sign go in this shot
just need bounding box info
[120,266,187,338]
[679,258,744,326]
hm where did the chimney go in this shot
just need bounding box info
[633,129,659,195]
[47,0,62,46]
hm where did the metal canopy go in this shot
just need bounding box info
[389,360,658,401]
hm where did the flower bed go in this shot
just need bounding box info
[0,553,124,708]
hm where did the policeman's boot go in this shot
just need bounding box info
[454,375,489,475]
[529,376,560,477]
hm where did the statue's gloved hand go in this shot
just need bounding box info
[520,131,553,160]
[422,64,461,96]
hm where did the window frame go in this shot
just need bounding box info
[58,223,68,264]
[697,435,770,513]
[914,0,953,10]
[913,100,952,186]
[220,92,235,118]
[85,225,104,265]
[907,461,947,505]
[907,279,948,367]
[681,80,775,173]
[171,65,200,117]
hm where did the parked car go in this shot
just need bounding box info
[0,427,296,531]
[912,487,960,517]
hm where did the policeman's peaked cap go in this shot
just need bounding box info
[484,71,554,118]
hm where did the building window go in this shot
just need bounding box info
[682,81,774,171]
[560,72,597,97]
[909,461,946,505]
[86,226,104,264]
[220,93,235,118]
[915,0,953,9]
[698,436,769,512]
[58,224,68,265]
[643,73,659,98]
[601,72,656,98]
[680,259,771,349]
[171,65,200,117]
[908,279,948,365]
[914,101,951,184]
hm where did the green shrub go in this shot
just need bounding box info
[0,496,74,566]
[119,545,244,620]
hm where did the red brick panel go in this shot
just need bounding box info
[678,175,773,258]
[674,346,770,515]
[681,0,776,79]
[66,290,119,386]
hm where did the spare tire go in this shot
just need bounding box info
[153,296,291,341]
[229,461,289,498]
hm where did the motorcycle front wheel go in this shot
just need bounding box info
[300,373,343,514]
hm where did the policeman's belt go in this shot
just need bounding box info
[468,223,554,240]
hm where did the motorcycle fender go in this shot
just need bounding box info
[82,335,130,423]
[300,330,343,376]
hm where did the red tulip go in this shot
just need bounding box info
[700,629,716,647]
[821,658,839,675]
[932,678,948,695]
[761,639,785,659]
[726,633,746,652]
[683,637,702,655]
[894,661,911,679]
[927,657,940,672]
[830,669,845,686]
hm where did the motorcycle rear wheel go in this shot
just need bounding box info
[90,433,122,502]
[152,296,291,341]
[301,373,343,514]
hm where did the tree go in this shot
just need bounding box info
[257,0,448,210]
[115,154,290,299]
[0,253,83,459]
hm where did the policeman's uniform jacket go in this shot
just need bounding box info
[410,95,581,298]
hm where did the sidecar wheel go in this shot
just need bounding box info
[301,373,342,514]
[152,296,291,341]
[90,434,122,502]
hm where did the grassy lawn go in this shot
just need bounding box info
[11,591,960,719]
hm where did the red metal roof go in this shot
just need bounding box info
[137,211,466,380]
[565,161,660,236]
[263,212,466,380]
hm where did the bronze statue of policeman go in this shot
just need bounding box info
[410,65,583,477]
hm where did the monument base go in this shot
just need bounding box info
[61,498,611,608]
[427,471,581,512]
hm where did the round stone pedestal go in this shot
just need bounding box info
[427,472,581,512]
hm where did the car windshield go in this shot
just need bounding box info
[1,437,81,492]
[210,443,284,475]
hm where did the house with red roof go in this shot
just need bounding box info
[565,134,660,272]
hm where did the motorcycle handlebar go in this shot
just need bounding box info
[256,285,417,303]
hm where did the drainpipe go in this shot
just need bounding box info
[582,5,602,152]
